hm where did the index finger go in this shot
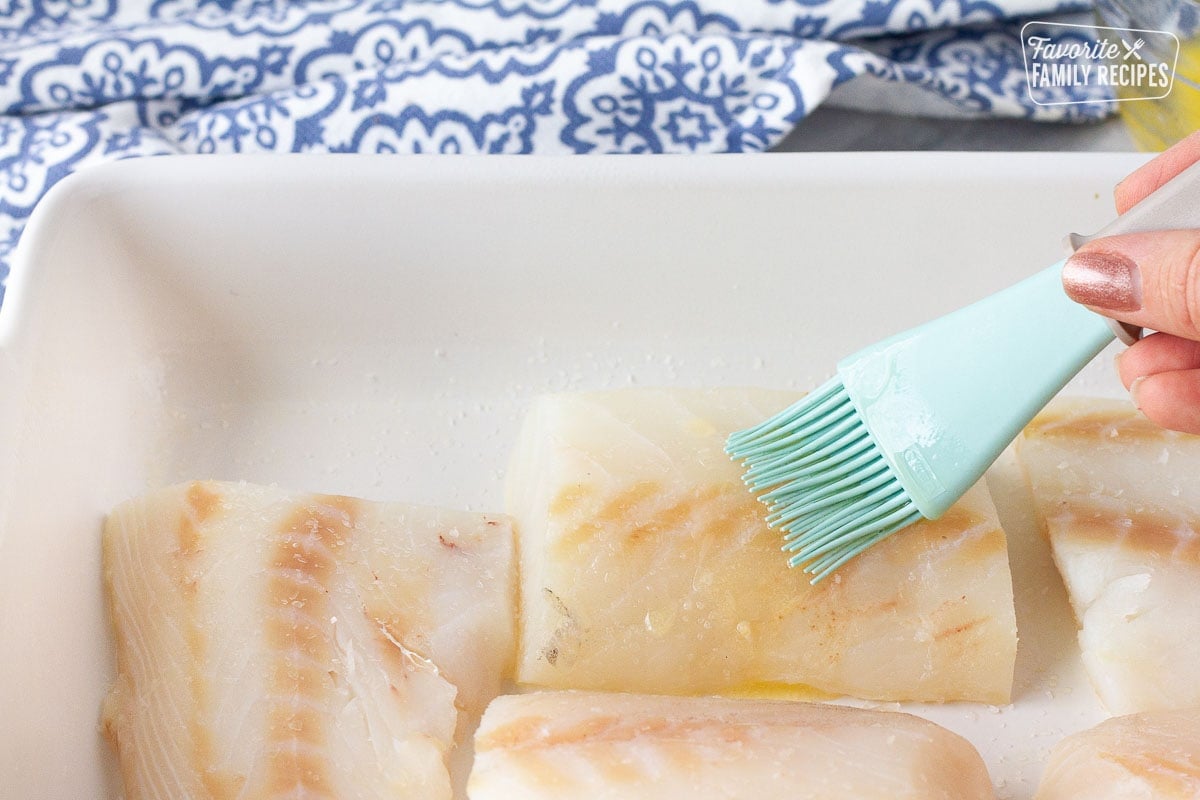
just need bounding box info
[1114,130,1200,213]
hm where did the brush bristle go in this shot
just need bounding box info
[726,378,923,583]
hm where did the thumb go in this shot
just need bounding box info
[1063,230,1200,342]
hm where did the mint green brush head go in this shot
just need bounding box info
[728,158,1200,584]
[727,263,1113,582]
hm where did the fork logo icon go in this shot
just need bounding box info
[1122,38,1146,60]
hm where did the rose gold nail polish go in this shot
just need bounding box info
[1062,251,1142,312]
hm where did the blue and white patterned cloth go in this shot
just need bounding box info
[0,0,1111,303]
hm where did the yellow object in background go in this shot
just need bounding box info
[1118,37,1200,151]
[1097,0,1200,151]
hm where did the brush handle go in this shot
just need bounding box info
[840,160,1200,521]
[1068,158,1200,248]
[838,261,1112,521]
[1067,158,1200,343]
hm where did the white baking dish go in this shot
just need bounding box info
[0,152,1150,799]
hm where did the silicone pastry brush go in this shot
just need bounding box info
[727,160,1200,584]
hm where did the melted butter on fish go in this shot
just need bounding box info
[1019,397,1200,714]
[507,388,1016,703]
[102,481,515,800]
[468,690,997,800]
[1036,709,1200,799]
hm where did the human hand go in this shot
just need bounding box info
[1063,130,1200,434]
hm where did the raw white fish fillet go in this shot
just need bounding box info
[506,388,1017,703]
[468,690,997,800]
[102,480,515,800]
[1036,709,1200,799]
[1018,397,1200,714]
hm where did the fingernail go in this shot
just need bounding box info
[1062,251,1142,311]
[1130,375,1146,409]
